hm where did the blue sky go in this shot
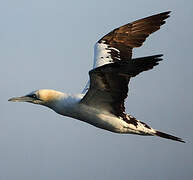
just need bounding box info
[0,0,193,179]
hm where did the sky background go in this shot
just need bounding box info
[0,0,193,180]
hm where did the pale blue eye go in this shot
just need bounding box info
[32,94,37,98]
[27,94,37,99]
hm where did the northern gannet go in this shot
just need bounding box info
[9,11,185,143]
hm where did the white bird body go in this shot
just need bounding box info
[9,11,185,143]
[39,90,155,135]
[43,91,126,132]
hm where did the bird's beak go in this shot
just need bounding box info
[8,96,34,103]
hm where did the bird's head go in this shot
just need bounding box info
[8,89,64,106]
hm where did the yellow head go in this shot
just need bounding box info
[8,89,64,105]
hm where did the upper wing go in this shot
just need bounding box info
[82,11,170,92]
[80,55,163,117]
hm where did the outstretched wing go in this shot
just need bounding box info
[94,11,170,67]
[80,55,163,117]
[82,11,170,92]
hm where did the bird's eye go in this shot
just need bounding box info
[27,94,37,99]
[32,94,37,99]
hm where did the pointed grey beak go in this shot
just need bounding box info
[8,96,34,102]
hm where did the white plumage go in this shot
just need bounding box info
[9,11,185,143]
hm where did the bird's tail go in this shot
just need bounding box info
[123,115,185,143]
[153,130,185,143]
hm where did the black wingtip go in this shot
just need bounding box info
[132,54,163,61]
[155,130,185,143]
[162,11,171,15]
[160,11,171,17]
[142,54,163,59]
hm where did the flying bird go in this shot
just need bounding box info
[9,11,185,143]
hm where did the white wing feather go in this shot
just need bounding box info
[82,41,120,93]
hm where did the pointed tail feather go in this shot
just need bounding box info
[154,130,185,143]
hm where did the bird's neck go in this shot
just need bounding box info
[44,91,84,116]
